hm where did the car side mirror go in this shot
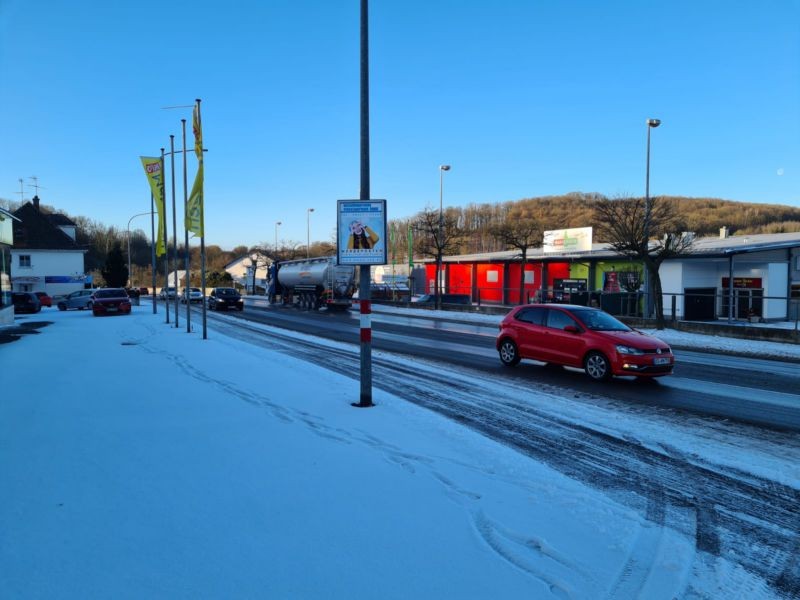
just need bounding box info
[564,325,581,334]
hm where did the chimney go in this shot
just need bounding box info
[719,226,729,239]
[32,195,40,211]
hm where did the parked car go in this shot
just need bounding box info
[159,287,178,300]
[34,291,52,307]
[207,287,244,311]
[414,293,472,306]
[12,292,41,314]
[137,287,150,296]
[180,287,204,304]
[56,289,95,311]
[370,283,411,301]
[91,288,132,317]
[496,303,674,381]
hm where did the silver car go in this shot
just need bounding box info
[180,287,203,304]
[56,289,94,311]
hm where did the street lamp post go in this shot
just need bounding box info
[437,164,451,310]
[644,118,661,318]
[307,208,315,258]
[275,220,282,254]
[127,211,151,288]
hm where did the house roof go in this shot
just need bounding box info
[12,202,82,250]
[46,213,77,227]
[0,207,21,222]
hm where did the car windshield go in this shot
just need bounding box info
[190,288,201,293]
[217,288,237,296]
[95,289,127,298]
[571,308,630,331]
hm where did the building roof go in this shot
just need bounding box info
[46,213,77,227]
[0,207,21,222]
[12,202,82,250]
[431,231,800,264]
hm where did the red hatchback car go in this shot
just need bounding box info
[34,291,52,307]
[496,304,674,381]
[91,288,132,317]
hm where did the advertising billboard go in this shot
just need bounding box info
[337,199,388,266]
[543,227,593,253]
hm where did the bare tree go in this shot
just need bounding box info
[490,211,542,304]
[412,207,465,309]
[594,196,693,329]
[247,246,274,294]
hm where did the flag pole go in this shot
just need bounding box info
[196,98,208,340]
[161,148,170,324]
[150,192,157,314]
[182,119,191,333]
[170,135,179,328]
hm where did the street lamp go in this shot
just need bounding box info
[275,220,282,254]
[437,165,451,309]
[644,118,661,317]
[127,211,151,287]
[307,208,315,258]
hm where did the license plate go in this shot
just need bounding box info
[654,357,670,365]
[106,307,118,312]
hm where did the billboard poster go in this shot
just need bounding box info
[543,226,593,253]
[337,200,387,265]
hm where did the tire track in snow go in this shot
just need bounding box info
[197,311,800,597]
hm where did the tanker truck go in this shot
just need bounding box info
[268,256,356,310]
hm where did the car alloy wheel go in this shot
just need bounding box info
[499,340,520,367]
[584,351,611,381]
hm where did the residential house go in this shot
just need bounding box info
[0,206,20,325]
[11,197,88,298]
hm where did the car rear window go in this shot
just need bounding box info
[95,289,127,298]
[515,307,546,325]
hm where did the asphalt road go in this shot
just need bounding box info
[208,299,800,432]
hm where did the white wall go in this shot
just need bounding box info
[11,250,86,296]
[764,263,789,319]
[659,262,683,317]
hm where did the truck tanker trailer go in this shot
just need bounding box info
[269,256,355,310]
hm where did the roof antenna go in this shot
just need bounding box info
[27,175,46,196]
[15,178,26,204]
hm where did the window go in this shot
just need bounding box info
[516,307,546,325]
[19,255,31,268]
[546,309,578,330]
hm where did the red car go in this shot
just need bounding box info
[496,304,674,381]
[91,288,132,317]
[34,291,52,307]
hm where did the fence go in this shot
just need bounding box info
[449,285,800,323]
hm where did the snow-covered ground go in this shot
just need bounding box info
[1,306,793,598]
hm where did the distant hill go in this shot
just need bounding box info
[483,193,800,237]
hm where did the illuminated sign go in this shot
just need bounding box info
[543,227,592,253]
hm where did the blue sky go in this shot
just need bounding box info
[1,0,798,249]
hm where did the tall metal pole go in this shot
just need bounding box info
[197,98,208,340]
[437,164,450,310]
[170,134,179,328]
[355,0,373,408]
[150,193,157,314]
[275,221,281,253]
[644,118,660,319]
[161,148,170,324]
[182,119,191,333]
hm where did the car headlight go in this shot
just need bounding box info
[616,345,644,355]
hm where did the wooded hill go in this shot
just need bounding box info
[389,193,800,256]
